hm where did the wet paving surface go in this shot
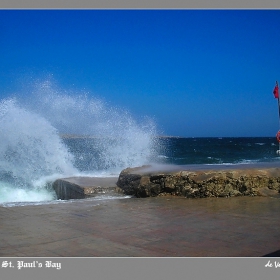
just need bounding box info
[0,195,280,257]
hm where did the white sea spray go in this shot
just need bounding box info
[0,79,159,204]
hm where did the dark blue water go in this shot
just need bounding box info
[156,137,280,165]
[64,136,280,170]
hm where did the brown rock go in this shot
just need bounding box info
[116,164,280,198]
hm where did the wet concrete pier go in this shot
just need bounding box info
[1,195,280,257]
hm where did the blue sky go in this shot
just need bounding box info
[1,9,280,137]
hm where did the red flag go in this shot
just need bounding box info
[273,82,279,99]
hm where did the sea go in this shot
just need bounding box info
[1,81,280,206]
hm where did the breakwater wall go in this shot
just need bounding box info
[116,164,280,198]
[52,164,280,200]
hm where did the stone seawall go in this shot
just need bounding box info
[52,164,280,200]
[116,164,280,198]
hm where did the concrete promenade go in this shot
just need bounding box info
[1,195,280,257]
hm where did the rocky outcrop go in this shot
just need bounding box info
[116,164,280,198]
[52,176,122,200]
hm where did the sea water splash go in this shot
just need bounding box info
[22,80,159,172]
[0,80,158,204]
[0,98,78,204]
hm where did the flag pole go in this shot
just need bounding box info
[278,92,280,153]
[278,91,280,153]
[274,81,280,154]
[277,81,280,126]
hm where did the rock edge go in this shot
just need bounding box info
[116,165,280,198]
[52,177,122,200]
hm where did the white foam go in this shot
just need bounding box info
[0,79,158,204]
[0,182,56,205]
[0,194,132,208]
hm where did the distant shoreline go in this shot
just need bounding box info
[59,134,275,139]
